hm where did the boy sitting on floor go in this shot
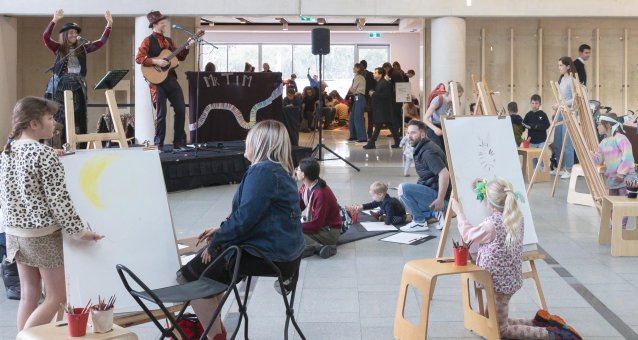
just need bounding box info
[354,181,407,225]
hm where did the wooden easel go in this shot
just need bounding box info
[64,90,129,152]
[470,74,485,116]
[435,81,547,309]
[527,74,602,202]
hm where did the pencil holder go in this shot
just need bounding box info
[67,308,89,337]
[453,247,469,266]
[90,307,114,333]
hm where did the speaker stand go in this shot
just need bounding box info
[312,54,360,172]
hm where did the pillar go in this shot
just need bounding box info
[0,16,18,141]
[431,17,466,111]
[134,16,154,145]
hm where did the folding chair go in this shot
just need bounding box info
[116,246,243,339]
[234,245,306,340]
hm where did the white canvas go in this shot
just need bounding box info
[61,149,180,312]
[443,116,539,245]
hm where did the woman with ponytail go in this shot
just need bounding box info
[450,178,581,340]
[1,97,103,331]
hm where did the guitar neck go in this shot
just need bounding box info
[165,43,190,61]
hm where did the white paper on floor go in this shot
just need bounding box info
[360,221,398,232]
[380,232,431,244]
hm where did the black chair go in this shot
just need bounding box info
[116,245,243,339]
[234,245,306,340]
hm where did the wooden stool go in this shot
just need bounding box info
[567,164,595,207]
[17,321,137,339]
[598,196,638,256]
[394,259,500,340]
[518,147,550,183]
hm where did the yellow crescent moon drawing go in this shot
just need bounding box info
[79,155,120,209]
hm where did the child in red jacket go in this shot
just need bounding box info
[296,158,342,259]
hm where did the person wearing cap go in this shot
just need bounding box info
[135,10,194,151]
[43,9,112,145]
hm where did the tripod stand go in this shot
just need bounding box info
[312,54,360,172]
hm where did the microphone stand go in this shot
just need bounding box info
[173,25,216,158]
[44,41,90,74]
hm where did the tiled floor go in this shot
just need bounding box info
[2,128,638,339]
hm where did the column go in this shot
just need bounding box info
[430,17,466,110]
[0,16,18,141]
[134,16,154,145]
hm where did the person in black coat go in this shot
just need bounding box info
[364,68,400,149]
[354,181,407,225]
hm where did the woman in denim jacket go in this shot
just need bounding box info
[190,120,304,340]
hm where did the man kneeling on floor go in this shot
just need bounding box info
[296,158,341,258]
[398,120,451,232]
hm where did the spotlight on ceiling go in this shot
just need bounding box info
[236,17,249,24]
[318,18,326,25]
[356,18,366,31]
[283,22,289,31]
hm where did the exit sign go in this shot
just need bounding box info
[369,32,381,38]
[300,17,317,22]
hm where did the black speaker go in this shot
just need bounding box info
[312,28,330,55]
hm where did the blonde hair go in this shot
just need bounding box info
[244,120,294,174]
[485,177,523,249]
[370,181,388,195]
[4,97,58,154]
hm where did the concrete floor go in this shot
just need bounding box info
[2,127,638,339]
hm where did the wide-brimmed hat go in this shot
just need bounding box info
[59,22,81,34]
[147,10,167,28]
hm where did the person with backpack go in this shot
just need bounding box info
[423,81,464,152]
[296,158,342,259]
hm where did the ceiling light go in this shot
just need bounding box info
[283,22,288,31]
[318,18,326,25]
[236,17,248,24]
[467,0,472,5]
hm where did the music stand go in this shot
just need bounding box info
[94,70,129,90]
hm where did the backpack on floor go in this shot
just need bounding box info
[339,206,353,235]
[426,83,447,110]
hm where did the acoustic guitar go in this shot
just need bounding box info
[142,30,204,85]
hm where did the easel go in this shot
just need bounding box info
[527,74,603,203]
[435,80,547,309]
[64,70,130,152]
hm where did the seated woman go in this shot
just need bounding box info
[187,120,304,340]
[296,158,342,259]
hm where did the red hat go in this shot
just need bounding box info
[147,10,167,28]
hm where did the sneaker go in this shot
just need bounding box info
[560,171,571,179]
[550,169,557,176]
[547,326,581,340]
[302,245,316,258]
[399,221,429,232]
[318,245,337,259]
[274,276,294,296]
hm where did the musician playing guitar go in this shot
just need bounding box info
[135,10,195,150]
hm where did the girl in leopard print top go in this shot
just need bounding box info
[0,97,103,331]
[450,178,581,340]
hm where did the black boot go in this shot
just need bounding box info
[363,142,376,149]
[1,259,20,300]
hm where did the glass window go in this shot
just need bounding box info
[292,45,317,92]
[323,45,356,100]
[358,46,389,71]
[227,45,259,72]
[261,45,293,77]
[201,44,228,72]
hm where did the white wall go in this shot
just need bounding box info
[3,0,638,18]
[0,16,18,141]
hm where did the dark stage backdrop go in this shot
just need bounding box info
[186,72,284,142]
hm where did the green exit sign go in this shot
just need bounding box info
[300,17,317,22]
[369,32,381,38]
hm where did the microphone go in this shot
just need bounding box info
[172,24,185,30]
[76,35,89,43]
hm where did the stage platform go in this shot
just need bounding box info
[160,141,313,192]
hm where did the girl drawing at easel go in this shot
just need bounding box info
[592,112,635,228]
[450,177,581,340]
[0,97,103,331]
